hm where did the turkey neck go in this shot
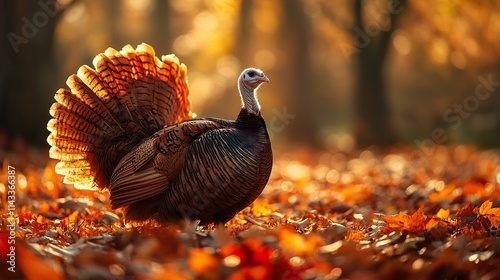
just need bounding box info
[238,79,261,116]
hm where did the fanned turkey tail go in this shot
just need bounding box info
[47,43,193,190]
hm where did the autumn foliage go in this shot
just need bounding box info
[382,201,500,235]
[1,145,500,279]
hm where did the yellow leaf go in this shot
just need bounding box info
[479,200,500,228]
[251,198,277,216]
[436,208,450,220]
[425,218,440,230]
[68,211,79,223]
[478,200,493,215]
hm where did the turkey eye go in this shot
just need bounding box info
[248,71,255,78]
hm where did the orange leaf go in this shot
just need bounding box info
[345,229,365,241]
[427,208,454,231]
[425,218,440,230]
[382,206,428,233]
[69,210,81,223]
[478,200,493,215]
[478,200,500,228]
[429,183,457,203]
[18,212,35,225]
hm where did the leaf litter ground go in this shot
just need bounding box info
[1,145,500,279]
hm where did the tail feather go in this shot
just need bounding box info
[51,89,109,130]
[47,43,193,190]
[48,146,86,161]
[97,47,152,134]
[70,70,124,133]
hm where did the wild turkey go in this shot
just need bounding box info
[47,43,272,225]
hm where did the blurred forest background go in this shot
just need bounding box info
[1,0,500,155]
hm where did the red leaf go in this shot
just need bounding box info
[456,203,490,231]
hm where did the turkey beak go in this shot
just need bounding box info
[260,75,270,83]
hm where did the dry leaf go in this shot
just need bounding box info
[382,206,428,233]
[478,200,500,228]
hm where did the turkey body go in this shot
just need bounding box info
[110,110,272,225]
[47,43,272,225]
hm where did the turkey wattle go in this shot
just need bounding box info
[47,43,272,225]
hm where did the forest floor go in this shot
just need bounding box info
[1,145,499,280]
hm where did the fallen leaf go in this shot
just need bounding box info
[382,206,428,233]
[478,200,500,228]
[436,208,450,220]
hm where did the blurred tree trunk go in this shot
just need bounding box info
[353,0,406,148]
[222,0,253,117]
[234,0,252,63]
[105,0,121,45]
[281,0,317,146]
[0,0,67,147]
[150,0,172,52]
